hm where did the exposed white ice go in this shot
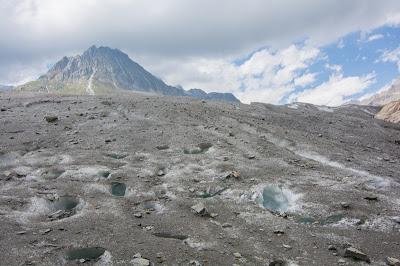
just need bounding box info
[263,133,393,188]
[86,70,96,95]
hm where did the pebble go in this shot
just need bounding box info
[45,116,58,123]
[386,257,400,266]
[269,259,286,266]
[157,169,165,176]
[364,195,378,201]
[191,202,208,216]
[189,260,202,266]
[226,171,240,179]
[340,202,350,209]
[344,247,370,263]
[131,258,150,266]
[233,252,242,258]
[222,223,232,228]
[134,212,143,218]
[328,245,337,251]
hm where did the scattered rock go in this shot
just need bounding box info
[364,195,378,201]
[188,260,202,266]
[328,245,337,251]
[283,244,292,249]
[340,202,350,209]
[226,171,240,179]
[344,247,370,263]
[131,258,150,266]
[273,230,285,235]
[134,212,143,218]
[191,202,208,216]
[233,252,242,258]
[247,154,256,159]
[157,169,165,176]
[222,223,232,228]
[41,228,52,235]
[391,216,400,224]
[45,116,58,123]
[153,232,188,240]
[269,259,286,266]
[156,144,169,150]
[210,213,219,218]
[386,257,400,266]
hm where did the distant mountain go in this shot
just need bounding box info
[375,100,400,123]
[0,85,13,91]
[16,45,239,103]
[358,79,400,106]
[186,88,240,103]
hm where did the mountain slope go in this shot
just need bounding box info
[359,79,400,106]
[375,100,400,123]
[16,46,239,103]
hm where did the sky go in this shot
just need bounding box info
[1,0,400,106]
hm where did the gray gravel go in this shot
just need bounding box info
[0,91,399,265]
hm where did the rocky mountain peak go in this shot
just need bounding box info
[18,45,240,103]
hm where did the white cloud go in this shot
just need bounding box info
[367,34,384,41]
[290,72,376,106]
[380,46,400,71]
[294,73,317,87]
[1,0,400,85]
[151,44,321,104]
[325,64,342,73]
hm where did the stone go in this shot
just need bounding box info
[391,216,400,224]
[45,116,58,123]
[191,202,208,216]
[222,223,232,228]
[131,258,150,266]
[328,245,337,251]
[41,228,52,235]
[210,213,219,218]
[273,230,285,235]
[226,171,240,179]
[344,247,370,263]
[157,169,165,176]
[269,259,286,266]
[283,244,292,249]
[156,144,169,150]
[340,202,350,209]
[364,195,378,201]
[134,212,143,218]
[233,252,242,258]
[386,257,400,266]
[188,260,202,266]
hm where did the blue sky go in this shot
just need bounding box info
[313,25,400,102]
